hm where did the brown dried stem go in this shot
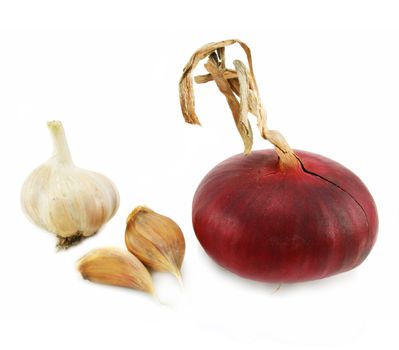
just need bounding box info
[179,39,299,168]
[194,70,237,84]
[204,55,253,154]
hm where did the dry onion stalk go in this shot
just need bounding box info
[179,39,296,165]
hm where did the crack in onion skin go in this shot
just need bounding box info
[192,150,378,283]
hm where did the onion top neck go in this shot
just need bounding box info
[179,39,300,170]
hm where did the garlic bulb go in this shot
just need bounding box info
[21,121,119,248]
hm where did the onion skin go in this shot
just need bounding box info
[192,150,378,283]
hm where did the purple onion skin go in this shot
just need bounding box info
[192,150,378,283]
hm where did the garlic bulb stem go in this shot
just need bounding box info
[48,121,73,164]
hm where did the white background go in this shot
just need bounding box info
[1,1,398,349]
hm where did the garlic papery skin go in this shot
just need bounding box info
[77,247,155,295]
[21,121,119,248]
[125,206,185,283]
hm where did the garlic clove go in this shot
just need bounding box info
[21,121,119,248]
[77,247,154,295]
[125,206,185,283]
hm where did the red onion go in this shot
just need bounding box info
[179,40,378,283]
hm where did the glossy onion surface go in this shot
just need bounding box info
[192,150,378,283]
